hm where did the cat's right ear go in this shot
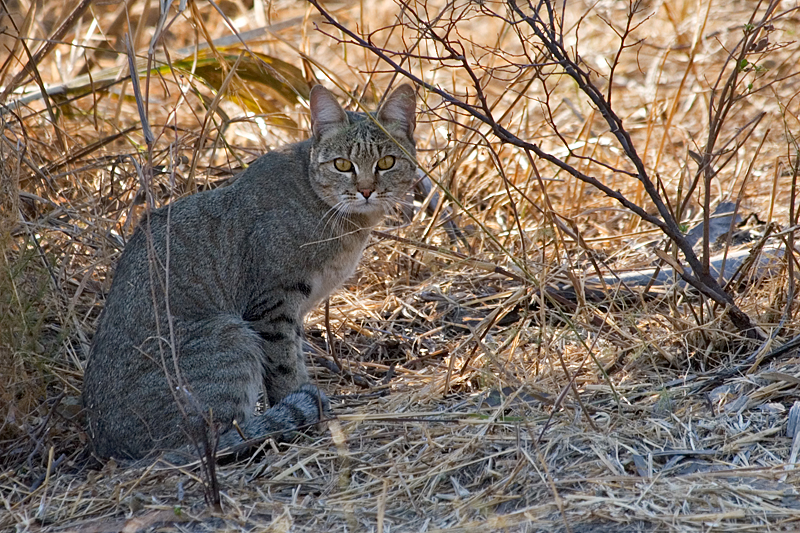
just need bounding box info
[310,85,349,141]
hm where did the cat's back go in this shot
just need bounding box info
[159,138,315,227]
[120,139,317,263]
[229,139,313,202]
[95,140,316,327]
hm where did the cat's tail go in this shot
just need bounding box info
[232,383,331,445]
[148,384,330,467]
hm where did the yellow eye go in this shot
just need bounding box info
[334,158,353,172]
[376,155,395,171]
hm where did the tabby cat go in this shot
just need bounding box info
[82,84,417,460]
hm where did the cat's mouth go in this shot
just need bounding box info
[348,198,386,215]
[342,193,388,216]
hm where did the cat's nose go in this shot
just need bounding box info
[359,188,374,199]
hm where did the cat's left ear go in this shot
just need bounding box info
[378,84,416,140]
[310,85,349,141]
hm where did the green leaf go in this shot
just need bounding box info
[166,49,311,127]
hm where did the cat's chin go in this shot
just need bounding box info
[340,201,387,218]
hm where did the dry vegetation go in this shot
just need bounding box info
[2,0,800,531]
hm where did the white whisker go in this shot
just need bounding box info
[317,200,350,234]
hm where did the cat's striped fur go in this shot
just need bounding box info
[82,85,417,460]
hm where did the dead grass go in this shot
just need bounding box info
[1,0,800,531]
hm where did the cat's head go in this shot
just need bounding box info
[308,84,417,222]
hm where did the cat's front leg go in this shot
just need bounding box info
[241,278,316,404]
[245,312,309,406]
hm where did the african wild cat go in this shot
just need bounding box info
[82,84,417,460]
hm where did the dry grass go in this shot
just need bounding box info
[2,0,800,531]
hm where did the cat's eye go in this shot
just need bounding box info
[376,155,395,171]
[334,158,353,172]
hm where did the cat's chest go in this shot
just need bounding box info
[303,243,365,312]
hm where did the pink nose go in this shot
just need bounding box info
[360,189,374,199]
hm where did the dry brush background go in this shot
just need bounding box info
[2,0,800,531]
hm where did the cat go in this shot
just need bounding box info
[82,84,417,460]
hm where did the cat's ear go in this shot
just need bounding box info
[310,85,349,141]
[378,84,416,140]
